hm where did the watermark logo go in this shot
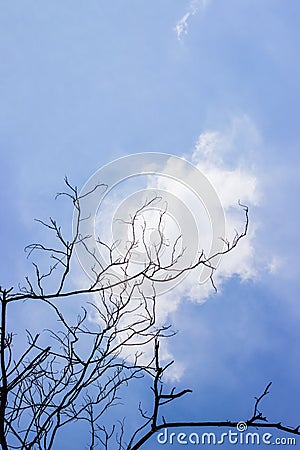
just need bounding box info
[74,153,225,297]
[237,421,248,432]
[156,425,297,446]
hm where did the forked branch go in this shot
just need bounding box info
[126,341,300,450]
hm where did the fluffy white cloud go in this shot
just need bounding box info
[161,116,260,294]
[70,115,265,380]
[138,117,261,379]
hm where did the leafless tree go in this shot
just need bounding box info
[0,179,298,449]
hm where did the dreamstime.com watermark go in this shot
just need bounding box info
[156,423,297,446]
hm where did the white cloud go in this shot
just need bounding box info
[267,255,283,274]
[74,115,262,379]
[136,116,261,378]
[174,12,191,41]
[174,0,211,41]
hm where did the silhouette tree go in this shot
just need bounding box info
[0,179,298,449]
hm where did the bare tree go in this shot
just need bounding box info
[0,179,298,449]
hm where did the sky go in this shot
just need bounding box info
[1,1,300,449]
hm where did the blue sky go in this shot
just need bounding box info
[1,1,300,449]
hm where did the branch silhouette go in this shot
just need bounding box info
[126,340,300,450]
[0,179,297,449]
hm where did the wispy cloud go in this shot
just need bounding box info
[174,0,211,41]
